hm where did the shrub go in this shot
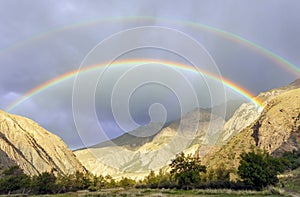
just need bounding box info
[169,152,206,189]
[238,150,285,190]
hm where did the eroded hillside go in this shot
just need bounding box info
[0,110,87,175]
[202,88,300,173]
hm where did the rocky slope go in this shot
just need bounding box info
[91,122,163,151]
[216,79,300,145]
[75,108,225,179]
[76,79,300,179]
[202,88,300,173]
[216,102,262,144]
[257,78,300,103]
[0,110,86,176]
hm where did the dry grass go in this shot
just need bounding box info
[23,188,287,197]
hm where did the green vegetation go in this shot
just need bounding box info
[279,150,300,171]
[0,150,299,195]
[169,152,206,189]
[278,151,300,194]
[238,150,285,190]
[0,167,138,195]
[32,189,283,196]
[204,163,232,181]
[0,165,30,194]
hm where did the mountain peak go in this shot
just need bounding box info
[0,110,87,176]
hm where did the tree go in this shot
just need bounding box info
[117,177,136,188]
[31,171,57,194]
[280,150,300,171]
[156,169,173,189]
[105,175,116,188]
[205,164,232,181]
[169,152,206,189]
[144,170,158,188]
[55,174,71,193]
[0,166,30,194]
[88,174,106,191]
[238,150,285,190]
[73,171,91,190]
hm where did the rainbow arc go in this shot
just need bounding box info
[6,59,263,112]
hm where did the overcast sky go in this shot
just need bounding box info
[0,1,299,149]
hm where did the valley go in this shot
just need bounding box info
[0,79,299,195]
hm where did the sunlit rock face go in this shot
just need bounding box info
[217,102,262,145]
[202,87,300,172]
[254,88,300,155]
[0,110,87,175]
[75,79,300,179]
[75,108,225,179]
[217,78,300,145]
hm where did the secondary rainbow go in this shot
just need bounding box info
[1,16,299,77]
[6,59,263,112]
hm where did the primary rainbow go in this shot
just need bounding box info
[1,16,299,77]
[6,59,263,112]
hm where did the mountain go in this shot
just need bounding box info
[91,122,164,151]
[0,110,86,176]
[202,87,300,174]
[257,78,300,103]
[75,79,300,180]
[216,79,300,145]
[216,102,262,145]
[207,99,247,121]
[74,108,225,179]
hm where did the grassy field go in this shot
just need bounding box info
[24,188,287,197]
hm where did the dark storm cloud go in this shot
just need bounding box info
[0,0,299,148]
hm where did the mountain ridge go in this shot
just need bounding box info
[75,79,300,179]
[202,87,300,176]
[74,108,225,179]
[0,110,87,176]
[1,79,299,180]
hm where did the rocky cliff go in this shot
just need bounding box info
[75,79,300,179]
[217,102,262,144]
[216,79,300,145]
[202,88,300,172]
[75,108,225,179]
[0,110,86,176]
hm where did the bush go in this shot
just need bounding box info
[31,172,57,194]
[238,150,285,190]
[279,150,300,171]
[0,166,31,194]
[169,152,206,189]
[117,177,136,188]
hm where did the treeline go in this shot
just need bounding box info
[139,150,300,191]
[0,168,136,195]
[0,150,299,195]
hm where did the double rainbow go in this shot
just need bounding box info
[1,16,299,76]
[6,59,263,112]
[3,16,299,111]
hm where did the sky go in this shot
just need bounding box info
[0,0,299,149]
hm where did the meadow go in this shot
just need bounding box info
[23,188,287,197]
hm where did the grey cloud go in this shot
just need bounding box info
[0,1,299,149]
